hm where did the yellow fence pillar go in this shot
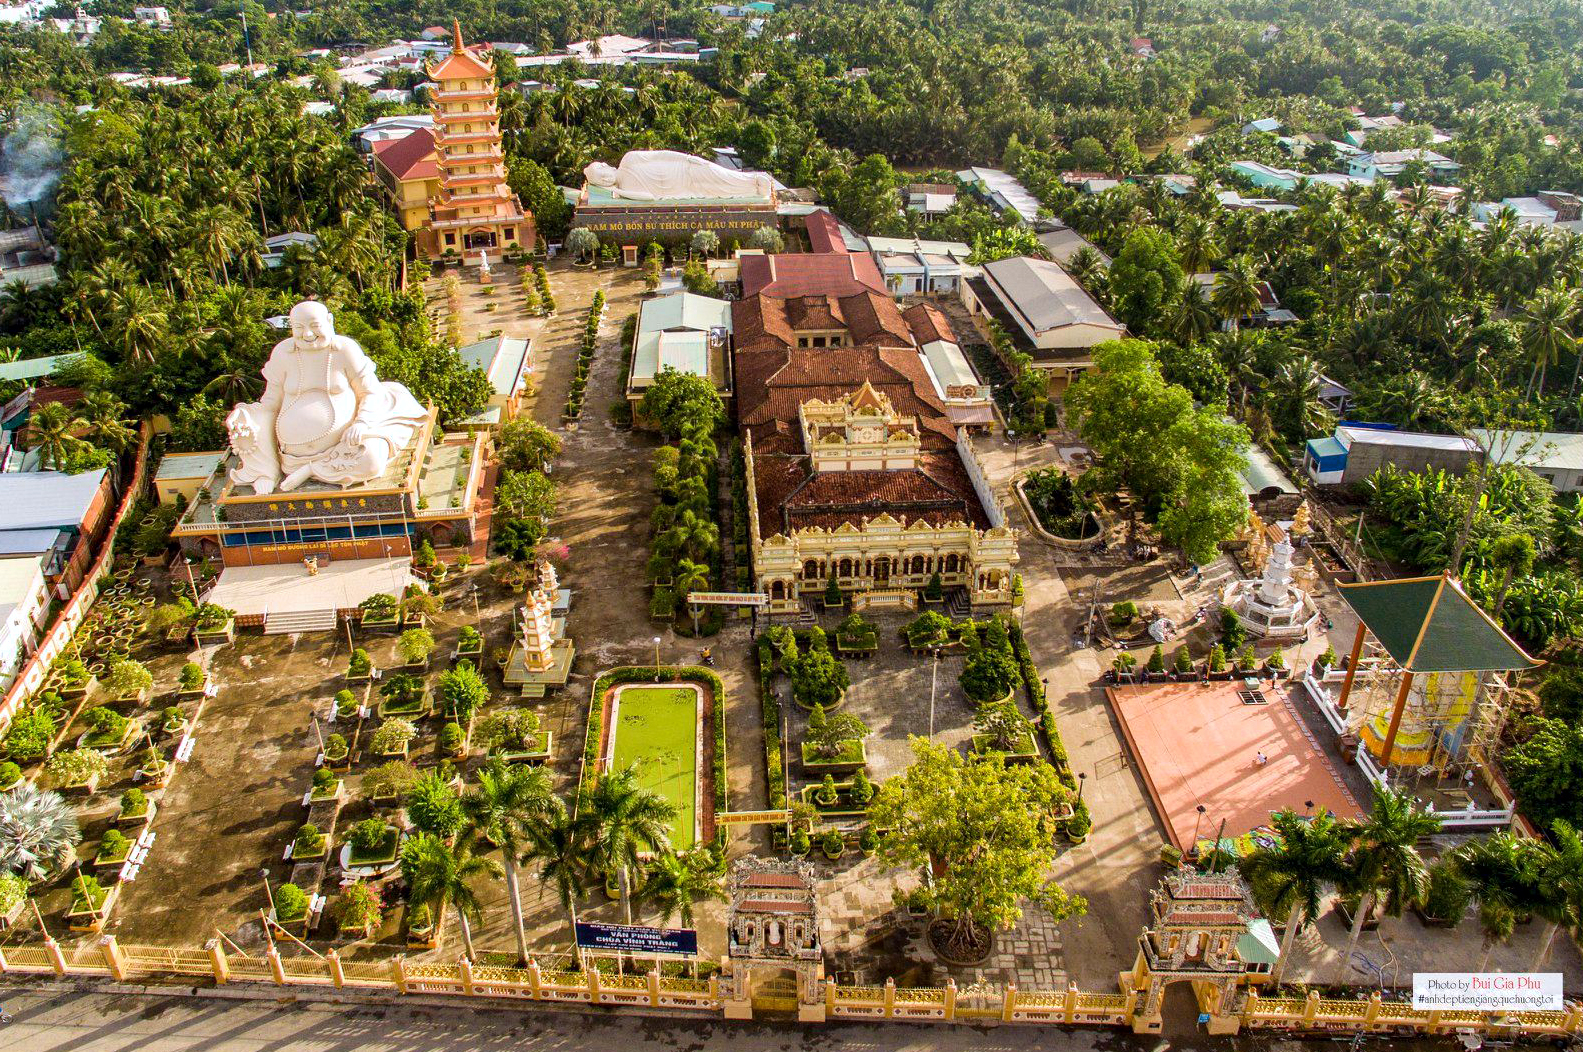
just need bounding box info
[1242,987,1259,1024]
[267,948,286,986]
[0,945,9,974]
[1065,981,1079,1023]
[1001,983,1017,1022]
[527,959,542,999]
[647,969,661,1006]
[99,934,128,980]
[459,956,474,995]
[943,979,957,1022]
[588,966,603,1004]
[206,939,229,984]
[882,977,896,1018]
[392,954,408,994]
[1302,990,1320,1025]
[45,937,68,975]
[1365,991,1381,1025]
[327,950,344,988]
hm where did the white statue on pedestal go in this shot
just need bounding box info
[226,300,429,494]
[584,150,774,202]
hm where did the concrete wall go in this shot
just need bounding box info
[1340,442,1482,486]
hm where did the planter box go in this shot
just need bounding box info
[323,752,351,772]
[309,782,343,805]
[292,841,328,863]
[117,801,155,828]
[493,732,553,764]
[406,926,437,950]
[59,678,94,700]
[345,828,400,867]
[372,742,410,759]
[836,634,878,657]
[346,668,373,683]
[800,739,866,772]
[453,643,483,664]
[176,682,207,698]
[193,618,235,644]
[359,613,399,634]
[79,723,136,754]
[799,783,872,817]
[377,690,431,719]
[58,773,102,795]
[970,732,1040,763]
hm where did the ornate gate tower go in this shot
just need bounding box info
[721,857,825,1021]
[1122,869,1273,1035]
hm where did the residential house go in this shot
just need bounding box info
[1229,160,1301,192]
[132,6,171,25]
[1471,430,1583,494]
[866,236,972,295]
[154,451,226,506]
[0,554,50,691]
[955,166,1043,225]
[260,232,318,269]
[0,226,56,289]
[626,292,733,424]
[963,255,1126,391]
[0,469,115,594]
[1241,118,1281,136]
[1347,149,1461,183]
[1472,192,1583,230]
[905,183,957,217]
[1037,227,1111,269]
[1129,36,1155,58]
[457,336,533,426]
[1303,425,1480,486]
[1189,273,1297,328]
[351,114,434,153]
[369,128,439,232]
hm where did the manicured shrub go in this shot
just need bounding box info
[0,761,19,787]
[849,769,874,805]
[119,788,147,817]
[99,828,129,858]
[1174,647,1194,674]
[404,771,464,838]
[323,732,349,760]
[1109,600,1138,625]
[1208,644,1226,673]
[1145,645,1165,674]
[3,708,54,761]
[273,882,309,921]
[348,649,372,676]
[293,824,325,856]
[178,662,205,691]
[439,722,464,752]
[348,817,391,852]
[370,718,417,754]
[311,768,337,794]
[336,881,381,935]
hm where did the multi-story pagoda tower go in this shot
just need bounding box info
[425,22,533,260]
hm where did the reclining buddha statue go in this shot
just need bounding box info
[226,300,429,495]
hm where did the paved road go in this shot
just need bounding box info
[0,985,1446,1052]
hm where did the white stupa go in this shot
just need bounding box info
[1222,539,1319,640]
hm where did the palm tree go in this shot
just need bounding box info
[673,559,710,634]
[664,510,719,563]
[1528,821,1583,971]
[1271,356,1332,441]
[1211,257,1264,333]
[1175,215,1221,275]
[26,402,81,471]
[522,796,591,951]
[637,847,727,975]
[1167,280,1217,344]
[77,392,134,454]
[1238,808,1355,984]
[1334,787,1441,984]
[581,766,678,923]
[1520,284,1579,399]
[107,283,169,363]
[461,759,553,964]
[0,784,82,880]
[1453,832,1542,971]
[400,832,502,961]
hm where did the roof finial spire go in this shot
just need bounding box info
[452,19,464,51]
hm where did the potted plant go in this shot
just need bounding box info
[474,708,549,762]
[437,661,487,724]
[310,766,342,803]
[159,706,188,737]
[147,599,196,646]
[292,823,327,861]
[397,628,436,668]
[336,881,382,939]
[815,774,840,807]
[377,675,429,718]
[137,746,170,787]
[176,662,206,696]
[79,707,133,752]
[0,761,20,791]
[0,872,27,930]
[820,828,845,860]
[118,787,153,826]
[1415,862,1470,927]
[1173,647,1194,678]
[65,874,110,929]
[405,902,436,948]
[1316,644,1338,676]
[454,625,483,662]
[789,826,811,857]
[362,760,420,804]
[859,824,878,857]
[272,882,310,927]
[358,593,400,633]
[46,748,108,792]
[401,587,440,627]
[1065,804,1092,844]
[102,659,153,702]
[412,538,437,574]
[347,648,374,681]
[333,689,360,720]
[345,817,399,866]
[94,828,133,869]
[822,571,844,612]
[55,657,93,699]
[370,718,416,758]
[191,603,236,643]
[1207,644,1227,676]
[801,704,869,771]
[922,570,944,604]
[1144,645,1166,680]
[1236,646,1257,673]
[439,721,466,758]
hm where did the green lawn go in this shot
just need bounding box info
[610,685,698,850]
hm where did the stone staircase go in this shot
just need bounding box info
[265,609,339,635]
[944,588,973,621]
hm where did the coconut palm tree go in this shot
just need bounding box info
[399,832,502,961]
[637,846,727,928]
[1211,257,1263,334]
[1520,284,1579,399]
[461,760,554,964]
[581,766,678,923]
[77,391,134,454]
[0,784,82,880]
[673,559,710,634]
[1529,820,1583,971]
[1453,832,1543,972]
[1489,534,1538,615]
[1167,280,1217,344]
[1334,787,1441,983]
[1238,807,1355,985]
[522,796,591,950]
[26,402,81,471]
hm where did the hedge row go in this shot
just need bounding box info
[755,636,788,815]
[1007,620,1090,828]
[563,290,606,422]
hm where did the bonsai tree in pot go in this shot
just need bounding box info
[118,788,149,822]
[1173,647,1194,676]
[789,826,811,856]
[821,828,844,860]
[323,733,350,764]
[455,625,483,658]
[475,708,544,757]
[1144,645,1166,676]
[178,662,206,694]
[293,823,327,860]
[348,648,373,678]
[273,882,309,923]
[160,706,186,735]
[397,628,437,667]
[334,689,359,719]
[379,674,429,716]
[311,767,341,799]
[81,706,130,749]
[103,659,153,700]
[404,770,466,839]
[336,881,382,939]
[438,661,488,724]
[362,760,420,802]
[974,699,1031,753]
[370,718,417,757]
[45,748,109,790]
[805,706,868,761]
[815,774,840,807]
[1208,644,1226,674]
[790,646,849,710]
[849,769,875,807]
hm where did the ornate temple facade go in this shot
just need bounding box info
[734,255,1017,613]
[422,23,533,258]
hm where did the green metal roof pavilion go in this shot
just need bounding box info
[1337,573,1539,673]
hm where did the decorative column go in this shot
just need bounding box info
[1336,622,1368,714]
[1379,670,1416,767]
[327,949,345,988]
[207,938,230,984]
[267,946,286,985]
[99,934,128,980]
[45,936,67,975]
